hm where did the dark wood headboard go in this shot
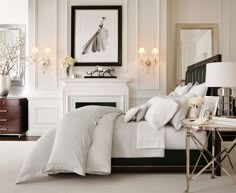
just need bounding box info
[185,54,221,96]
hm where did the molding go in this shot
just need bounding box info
[35,107,58,124]
[27,129,51,136]
[34,0,58,90]
[53,0,58,89]
[27,96,61,101]
[136,0,160,90]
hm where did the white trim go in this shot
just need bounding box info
[34,0,58,90]
[62,78,130,114]
[35,107,58,124]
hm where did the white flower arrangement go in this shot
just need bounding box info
[188,96,204,108]
[61,56,76,69]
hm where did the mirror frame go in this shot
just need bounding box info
[175,23,219,84]
[0,24,26,86]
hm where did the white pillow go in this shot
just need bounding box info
[124,106,139,123]
[145,97,179,129]
[136,103,149,122]
[168,96,191,130]
[170,83,193,96]
[188,82,208,96]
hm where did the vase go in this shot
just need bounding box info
[193,106,200,118]
[0,75,11,97]
[65,66,71,78]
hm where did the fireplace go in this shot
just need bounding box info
[62,78,129,114]
[75,102,117,109]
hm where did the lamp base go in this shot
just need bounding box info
[217,87,233,116]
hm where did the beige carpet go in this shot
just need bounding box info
[0,141,236,193]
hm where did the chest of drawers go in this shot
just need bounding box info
[0,98,28,138]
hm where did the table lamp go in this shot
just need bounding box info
[206,62,236,116]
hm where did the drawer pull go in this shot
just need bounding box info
[0,110,7,113]
[0,128,8,131]
[0,119,7,122]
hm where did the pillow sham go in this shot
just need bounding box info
[187,82,208,96]
[169,82,192,96]
[136,103,149,122]
[124,106,140,123]
[145,97,179,129]
[168,96,191,130]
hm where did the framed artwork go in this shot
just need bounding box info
[199,96,219,119]
[71,6,122,66]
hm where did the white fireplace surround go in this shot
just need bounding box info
[62,78,130,114]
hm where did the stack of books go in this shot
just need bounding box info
[209,116,236,126]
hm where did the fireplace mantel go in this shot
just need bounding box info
[62,78,130,114]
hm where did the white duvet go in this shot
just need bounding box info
[16,106,121,183]
[16,103,169,184]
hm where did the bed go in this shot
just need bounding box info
[16,55,222,183]
[111,54,222,175]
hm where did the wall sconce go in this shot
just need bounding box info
[32,47,52,74]
[138,47,159,73]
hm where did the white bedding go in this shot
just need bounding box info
[112,116,164,158]
[16,96,208,184]
[165,126,207,149]
[112,119,207,157]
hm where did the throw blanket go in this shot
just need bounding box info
[17,106,121,183]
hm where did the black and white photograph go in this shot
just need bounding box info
[71,6,122,66]
[199,96,219,119]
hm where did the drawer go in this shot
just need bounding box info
[0,116,21,125]
[0,121,22,133]
[0,106,25,118]
[0,98,28,107]
[0,126,22,134]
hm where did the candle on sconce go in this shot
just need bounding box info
[44,48,51,57]
[32,47,39,54]
[138,48,145,57]
[152,48,159,57]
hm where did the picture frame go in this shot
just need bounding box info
[71,6,122,66]
[199,96,219,119]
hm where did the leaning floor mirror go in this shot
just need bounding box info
[0,24,26,86]
[175,23,219,84]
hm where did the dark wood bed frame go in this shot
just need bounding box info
[112,54,222,176]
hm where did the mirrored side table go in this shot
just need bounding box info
[182,118,236,193]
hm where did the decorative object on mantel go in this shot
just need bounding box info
[0,38,24,97]
[85,66,116,78]
[138,47,159,73]
[61,56,76,77]
[31,47,52,74]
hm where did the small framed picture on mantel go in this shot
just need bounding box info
[71,5,122,66]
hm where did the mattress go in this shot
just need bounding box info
[112,115,207,158]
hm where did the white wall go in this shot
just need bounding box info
[0,0,28,24]
[1,0,167,136]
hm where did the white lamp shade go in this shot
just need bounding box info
[206,62,236,87]
[138,48,145,54]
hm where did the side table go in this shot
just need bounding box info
[182,118,236,193]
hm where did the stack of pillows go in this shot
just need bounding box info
[124,82,208,131]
